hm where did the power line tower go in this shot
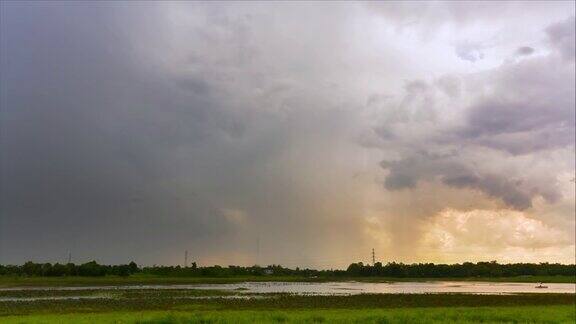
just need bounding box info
[372,248,375,265]
[67,252,72,264]
[184,250,188,268]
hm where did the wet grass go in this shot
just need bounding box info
[0,289,106,298]
[0,289,232,299]
[1,288,573,323]
[1,305,574,323]
[0,275,298,288]
[0,292,573,316]
[0,274,573,288]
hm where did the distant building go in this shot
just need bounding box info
[263,269,274,275]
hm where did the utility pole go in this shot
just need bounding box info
[372,248,375,265]
[184,250,188,268]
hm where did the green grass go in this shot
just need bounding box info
[0,274,573,288]
[1,288,573,323]
[0,292,573,316]
[2,306,574,323]
[0,289,232,299]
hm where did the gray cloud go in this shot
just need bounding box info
[371,17,575,210]
[1,2,573,266]
[443,174,533,210]
[0,2,374,266]
[0,3,251,264]
[462,56,575,153]
[379,151,551,210]
[546,16,575,61]
[515,46,535,57]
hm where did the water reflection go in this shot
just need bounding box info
[1,281,574,295]
[195,281,576,295]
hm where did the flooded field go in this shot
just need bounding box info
[1,285,573,321]
[176,281,575,295]
[208,281,576,295]
[1,281,573,298]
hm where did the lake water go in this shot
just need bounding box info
[1,281,574,295]
[193,281,575,295]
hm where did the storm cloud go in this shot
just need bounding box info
[371,17,575,211]
[1,1,574,267]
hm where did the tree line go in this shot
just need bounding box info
[0,260,573,278]
[345,261,575,278]
[0,261,140,277]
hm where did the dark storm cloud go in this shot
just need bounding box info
[380,153,543,210]
[0,2,371,266]
[1,1,574,266]
[0,3,265,264]
[464,98,573,140]
[443,174,534,210]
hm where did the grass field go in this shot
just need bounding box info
[0,274,573,287]
[0,289,574,322]
[1,280,573,323]
[2,306,575,323]
[1,292,574,315]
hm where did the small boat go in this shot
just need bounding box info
[535,282,548,289]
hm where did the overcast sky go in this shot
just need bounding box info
[1,1,574,268]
